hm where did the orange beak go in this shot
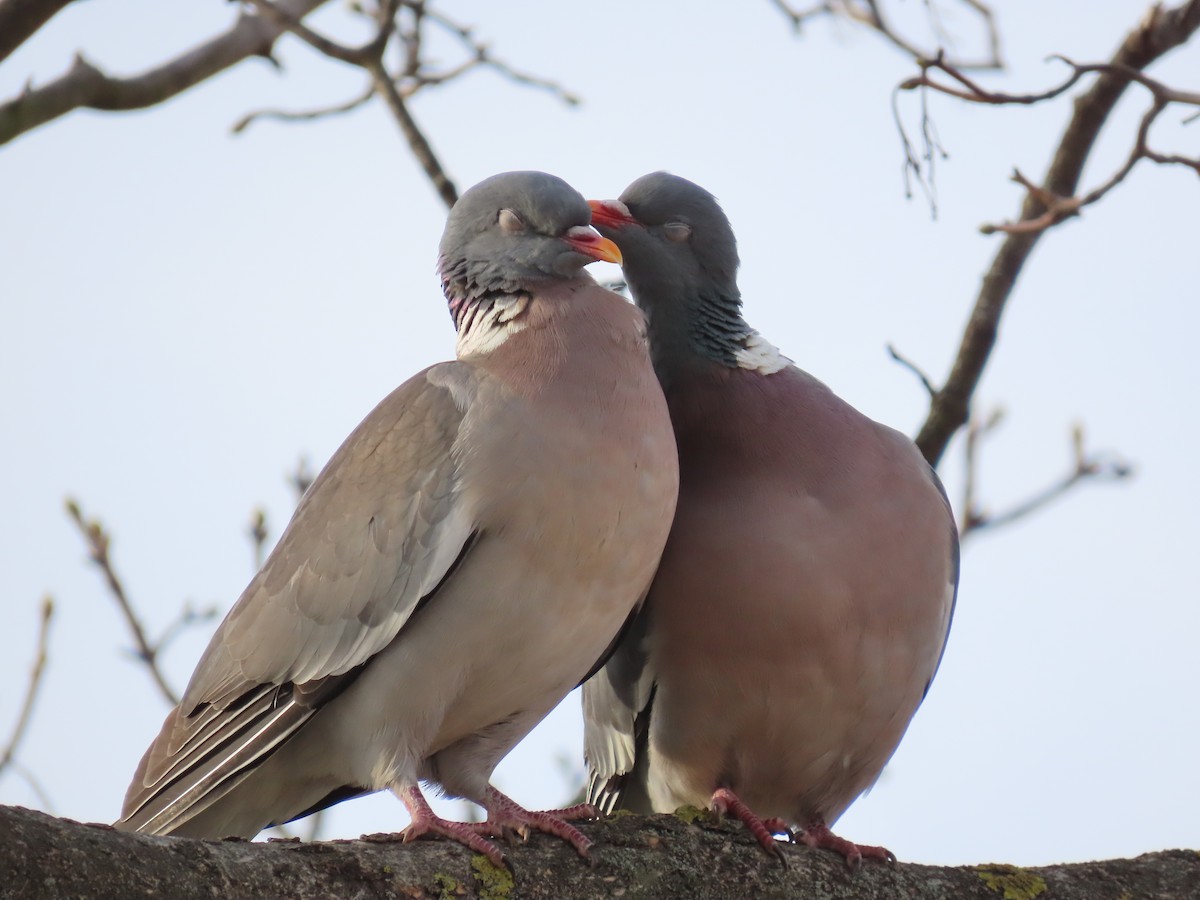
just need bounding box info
[563,225,622,265]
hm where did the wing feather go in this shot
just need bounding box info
[582,604,657,813]
[120,362,481,833]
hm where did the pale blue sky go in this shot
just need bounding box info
[2,0,1197,866]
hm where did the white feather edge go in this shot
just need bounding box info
[455,294,530,358]
[734,330,791,375]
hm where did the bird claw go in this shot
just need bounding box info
[478,788,595,861]
[401,815,509,869]
[710,788,791,866]
[799,817,896,869]
[395,786,509,869]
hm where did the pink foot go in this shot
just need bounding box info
[799,816,896,869]
[711,788,790,864]
[469,787,596,861]
[390,785,508,868]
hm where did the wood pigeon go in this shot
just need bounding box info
[584,172,958,866]
[116,171,681,867]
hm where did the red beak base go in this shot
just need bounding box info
[588,199,639,229]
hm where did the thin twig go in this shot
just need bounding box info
[771,0,1003,69]
[960,417,1133,539]
[886,343,937,398]
[475,50,582,106]
[155,601,220,656]
[896,51,1200,234]
[232,84,376,134]
[302,809,327,841]
[244,0,393,66]
[912,0,1200,466]
[249,508,269,569]
[7,759,54,811]
[368,56,458,207]
[0,596,54,781]
[242,0,459,207]
[65,498,179,706]
[959,407,1003,533]
[290,457,314,500]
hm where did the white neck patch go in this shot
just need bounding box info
[455,293,531,358]
[734,330,791,375]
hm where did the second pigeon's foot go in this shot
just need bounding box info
[470,787,596,862]
[799,816,896,869]
[391,785,508,868]
[710,787,791,865]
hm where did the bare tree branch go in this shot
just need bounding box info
[153,601,220,658]
[473,48,582,107]
[244,0,393,67]
[0,0,75,64]
[243,0,461,205]
[248,507,270,569]
[232,84,376,134]
[6,805,1200,899]
[771,0,1003,70]
[3,0,580,209]
[0,0,333,146]
[885,342,937,398]
[960,415,1133,538]
[6,759,54,810]
[290,457,314,500]
[904,52,1200,107]
[898,52,1200,234]
[981,99,1199,235]
[912,0,1200,467]
[0,596,53,786]
[368,56,458,207]
[66,498,179,705]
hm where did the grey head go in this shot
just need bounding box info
[438,171,621,311]
[589,172,748,373]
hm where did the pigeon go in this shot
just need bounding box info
[583,172,958,866]
[116,171,680,867]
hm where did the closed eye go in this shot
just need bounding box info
[498,208,526,234]
[663,221,692,243]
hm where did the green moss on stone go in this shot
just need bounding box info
[470,855,514,900]
[976,864,1048,900]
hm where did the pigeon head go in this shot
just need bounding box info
[589,172,740,300]
[590,173,748,374]
[439,171,621,304]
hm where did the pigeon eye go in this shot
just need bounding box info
[498,209,526,234]
[663,222,692,243]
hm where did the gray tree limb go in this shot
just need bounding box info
[3,805,1197,899]
[913,0,1200,467]
[0,0,75,64]
[0,0,331,146]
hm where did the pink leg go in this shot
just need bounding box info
[380,785,508,868]
[468,787,596,861]
[711,787,790,864]
[799,816,896,869]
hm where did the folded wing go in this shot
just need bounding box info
[120,363,480,834]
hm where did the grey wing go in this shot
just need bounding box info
[582,602,657,814]
[120,362,480,834]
